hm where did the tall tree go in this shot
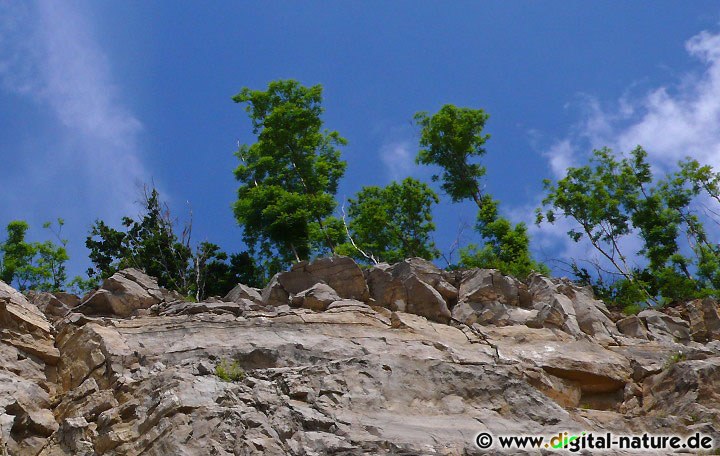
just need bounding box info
[538,146,720,307]
[233,80,347,267]
[338,177,440,264]
[414,105,489,206]
[415,104,544,277]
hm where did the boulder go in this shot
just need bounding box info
[262,256,369,308]
[366,259,452,323]
[616,315,649,339]
[458,268,520,306]
[76,269,165,317]
[291,283,341,311]
[638,309,691,343]
[304,256,369,301]
[224,283,262,303]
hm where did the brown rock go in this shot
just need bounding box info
[76,269,164,317]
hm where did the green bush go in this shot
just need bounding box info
[215,358,245,382]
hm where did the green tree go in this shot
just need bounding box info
[0,219,70,292]
[538,146,720,307]
[86,187,192,292]
[414,105,489,205]
[86,186,260,300]
[0,221,34,286]
[415,104,545,277]
[337,177,440,264]
[461,195,548,278]
[232,80,347,268]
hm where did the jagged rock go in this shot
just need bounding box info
[0,280,60,364]
[27,290,80,322]
[75,269,166,318]
[224,283,262,303]
[683,298,720,342]
[262,256,369,308]
[389,258,458,303]
[641,358,720,444]
[616,315,649,339]
[459,268,520,305]
[528,274,620,343]
[303,256,369,301]
[366,259,452,323]
[261,273,291,306]
[639,309,691,342]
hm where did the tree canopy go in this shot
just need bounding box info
[232,80,347,268]
[539,146,720,309]
[415,104,546,278]
[337,177,440,264]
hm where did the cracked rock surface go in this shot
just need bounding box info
[1,257,719,454]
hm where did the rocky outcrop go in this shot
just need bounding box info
[74,269,171,318]
[366,258,453,322]
[3,258,720,454]
[0,281,59,455]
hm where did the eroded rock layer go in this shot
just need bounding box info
[0,257,718,455]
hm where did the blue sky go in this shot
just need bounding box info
[2,1,720,278]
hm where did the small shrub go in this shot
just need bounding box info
[215,358,245,382]
[665,351,686,368]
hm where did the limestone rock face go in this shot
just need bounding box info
[0,281,59,454]
[262,256,369,307]
[75,269,168,317]
[27,291,80,322]
[3,260,720,454]
[366,258,452,322]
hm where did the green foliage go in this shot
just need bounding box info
[539,146,720,306]
[622,303,642,316]
[86,188,193,292]
[665,351,686,368]
[86,186,260,299]
[0,220,33,285]
[415,104,546,276]
[215,358,245,382]
[414,105,489,205]
[337,177,440,264]
[459,195,549,279]
[233,80,347,268]
[0,219,71,292]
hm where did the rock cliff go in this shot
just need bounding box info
[1,257,719,455]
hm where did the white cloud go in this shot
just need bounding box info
[0,0,152,274]
[546,30,720,175]
[379,140,415,180]
[537,29,720,276]
[0,0,150,212]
